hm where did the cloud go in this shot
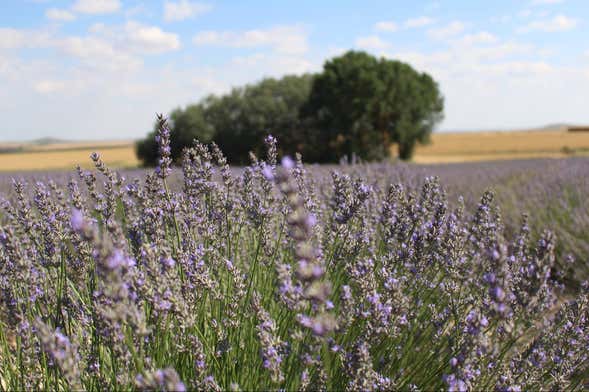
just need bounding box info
[0,28,51,49]
[123,22,181,53]
[231,53,315,77]
[404,16,435,28]
[453,32,498,46]
[0,28,26,49]
[164,0,212,22]
[374,17,434,32]
[374,21,398,32]
[57,36,143,72]
[0,21,180,76]
[478,61,553,75]
[427,21,466,40]
[34,80,68,94]
[72,0,121,15]
[89,21,181,54]
[193,25,308,54]
[45,8,76,21]
[519,14,577,32]
[387,46,587,130]
[355,35,390,50]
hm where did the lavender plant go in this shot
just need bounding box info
[0,119,587,391]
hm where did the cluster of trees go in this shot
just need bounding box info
[137,51,444,165]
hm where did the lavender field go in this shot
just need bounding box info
[0,128,588,390]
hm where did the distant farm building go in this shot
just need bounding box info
[568,126,589,132]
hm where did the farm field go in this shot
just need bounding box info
[4,1,589,390]
[0,132,588,390]
[2,128,589,172]
[0,140,139,172]
[411,128,589,163]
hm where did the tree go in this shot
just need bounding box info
[302,50,444,161]
[136,105,214,166]
[206,74,315,163]
[136,52,444,165]
[136,74,314,166]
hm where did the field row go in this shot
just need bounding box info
[2,129,589,171]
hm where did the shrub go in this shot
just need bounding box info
[0,118,587,391]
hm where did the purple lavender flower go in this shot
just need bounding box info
[70,208,84,231]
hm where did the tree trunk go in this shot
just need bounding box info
[398,141,416,161]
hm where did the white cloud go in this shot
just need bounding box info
[164,0,211,22]
[374,21,398,32]
[404,16,435,28]
[0,28,51,49]
[478,61,553,75]
[427,21,466,40]
[453,32,498,46]
[374,17,434,32]
[231,53,315,76]
[355,35,390,50]
[125,5,148,18]
[190,75,228,95]
[519,14,577,32]
[72,0,121,15]
[0,22,179,76]
[473,42,533,60]
[387,46,589,130]
[34,80,68,94]
[0,28,26,49]
[57,36,143,72]
[45,8,76,21]
[124,22,181,54]
[193,25,308,54]
[88,21,181,54]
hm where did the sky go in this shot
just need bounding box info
[1,0,589,141]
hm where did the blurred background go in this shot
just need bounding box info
[1,0,589,170]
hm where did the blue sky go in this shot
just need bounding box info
[1,0,589,141]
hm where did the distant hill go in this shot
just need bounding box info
[537,123,572,132]
[30,137,68,145]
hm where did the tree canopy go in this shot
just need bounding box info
[137,74,314,165]
[136,51,444,165]
[302,51,444,161]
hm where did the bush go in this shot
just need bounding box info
[0,120,587,390]
[136,51,444,166]
[302,51,444,161]
[137,74,314,166]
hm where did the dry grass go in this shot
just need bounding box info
[411,129,589,163]
[0,145,139,172]
[25,140,134,152]
[1,129,589,172]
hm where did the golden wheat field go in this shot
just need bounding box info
[1,129,589,171]
[0,141,139,172]
[410,129,589,163]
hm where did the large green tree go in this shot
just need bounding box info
[204,74,314,163]
[137,74,314,166]
[302,51,444,161]
[137,52,444,165]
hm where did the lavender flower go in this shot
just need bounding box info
[0,128,587,391]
